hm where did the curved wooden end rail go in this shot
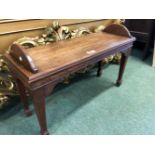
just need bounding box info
[103,24,132,38]
[10,44,38,73]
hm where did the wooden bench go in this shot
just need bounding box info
[4,24,136,134]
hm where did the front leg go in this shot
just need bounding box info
[116,49,131,86]
[31,88,49,135]
[97,61,103,77]
[16,79,32,117]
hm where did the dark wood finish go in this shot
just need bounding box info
[125,19,155,60]
[10,44,38,73]
[32,88,49,135]
[116,49,131,86]
[16,79,32,117]
[97,61,103,77]
[4,24,135,134]
[104,24,132,37]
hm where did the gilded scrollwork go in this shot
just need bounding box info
[0,54,18,108]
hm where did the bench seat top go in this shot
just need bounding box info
[5,31,135,82]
